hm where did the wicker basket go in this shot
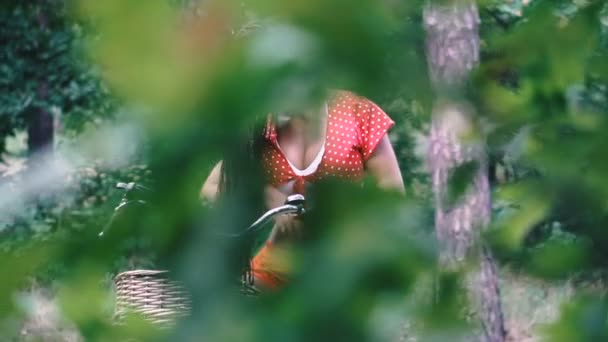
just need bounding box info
[114,269,260,326]
[113,270,191,326]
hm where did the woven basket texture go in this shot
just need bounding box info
[114,270,191,325]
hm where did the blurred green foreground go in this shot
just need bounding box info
[1,0,608,341]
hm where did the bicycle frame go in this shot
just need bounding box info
[103,182,306,325]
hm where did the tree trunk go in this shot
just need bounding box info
[423,2,506,341]
[28,83,54,154]
[28,0,54,155]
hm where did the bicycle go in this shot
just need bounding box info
[100,181,306,325]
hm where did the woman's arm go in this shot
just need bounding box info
[264,185,303,243]
[200,161,222,202]
[365,135,405,194]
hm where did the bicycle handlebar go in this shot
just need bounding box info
[220,194,306,237]
[100,182,306,238]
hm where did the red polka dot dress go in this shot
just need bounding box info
[260,90,395,194]
[252,91,395,289]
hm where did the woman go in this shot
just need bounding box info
[202,90,404,289]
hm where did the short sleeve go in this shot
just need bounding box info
[355,98,395,160]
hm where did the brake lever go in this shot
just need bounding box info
[99,181,149,237]
[98,199,147,237]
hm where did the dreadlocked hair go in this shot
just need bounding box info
[218,117,267,289]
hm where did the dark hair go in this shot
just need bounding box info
[218,117,267,287]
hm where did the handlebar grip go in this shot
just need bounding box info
[116,182,150,192]
[285,194,305,206]
[116,182,135,190]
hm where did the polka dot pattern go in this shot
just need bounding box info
[261,91,394,194]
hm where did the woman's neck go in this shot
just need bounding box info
[278,104,327,142]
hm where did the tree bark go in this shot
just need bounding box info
[28,0,54,155]
[28,83,54,154]
[423,2,506,341]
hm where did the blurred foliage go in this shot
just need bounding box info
[0,0,116,154]
[1,0,608,340]
[0,162,153,270]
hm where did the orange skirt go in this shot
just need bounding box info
[251,242,291,289]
